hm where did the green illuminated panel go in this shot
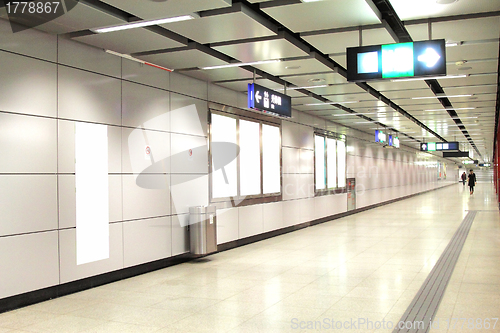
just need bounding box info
[382,42,414,78]
[427,142,436,151]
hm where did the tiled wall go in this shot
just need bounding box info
[0,19,455,300]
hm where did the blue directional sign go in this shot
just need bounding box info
[248,83,292,118]
[347,40,446,82]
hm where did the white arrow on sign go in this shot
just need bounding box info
[418,48,441,68]
[255,91,262,103]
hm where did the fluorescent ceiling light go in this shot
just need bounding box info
[277,84,328,91]
[201,59,281,70]
[412,94,472,100]
[391,74,467,82]
[305,100,359,106]
[424,107,476,111]
[92,14,196,33]
[333,112,377,116]
[451,116,478,119]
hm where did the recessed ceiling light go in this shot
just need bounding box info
[285,66,301,70]
[308,78,326,83]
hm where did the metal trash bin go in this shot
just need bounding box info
[189,206,217,255]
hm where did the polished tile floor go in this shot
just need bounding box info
[0,183,498,332]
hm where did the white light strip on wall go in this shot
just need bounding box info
[201,59,281,70]
[92,14,196,33]
[391,74,467,82]
[75,122,109,265]
[412,94,472,100]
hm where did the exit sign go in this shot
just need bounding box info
[347,40,446,82]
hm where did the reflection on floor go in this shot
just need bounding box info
[0,183,498,333]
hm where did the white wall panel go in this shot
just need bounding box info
[0,19,57,62]
[170,174,209,216]
[300,149,314,174]
[217,207,239,245]
[170,93,208,137]
[123,217,171,267]
[122,81,170,131]
[282,173,300,200]
[122,58,170,91]
[0,51,57,117]
[58,66,121,126]
[208,84,238,108]
[300,174,315,198]
[59,224,123,284]
[58,37,121,78]
[171,214,189,256]
[170,72,208,101]
[282,121,300,148]
[0,231,59,299]
[263,202,283,232]
[299,198,315,224]
[331,193,348,215]
[170,134,208,174]
[0,175,57,236]
[0,113,57,173]
[282,147,300,174]
[122,174,170,221]
[283,200,301,227]
[109,175,123,223]
[122,127,170,174]
[314,195,330,220]
[239,205,263,239]
[299,124,314,150]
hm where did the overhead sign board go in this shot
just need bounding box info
[421,141,459,152]
[392,136,399,148]
[248,83,291,118]
[443,151,471,158]
[375,130,386,143]
[347,39,446,82]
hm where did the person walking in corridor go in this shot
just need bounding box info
[468,169,476,195]
[461,172,467,185]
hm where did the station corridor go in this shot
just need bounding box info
[0,183,498,333]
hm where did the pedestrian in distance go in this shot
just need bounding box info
[461,172,467,186]
[468,169,476,195]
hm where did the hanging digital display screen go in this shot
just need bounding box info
[347,39,446,82]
